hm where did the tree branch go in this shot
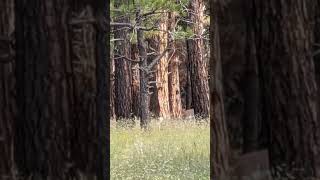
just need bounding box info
[146,48,172,72]
[114,55,140,62]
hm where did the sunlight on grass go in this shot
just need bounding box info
[110,119,210,180]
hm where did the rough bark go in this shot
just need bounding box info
[189,0,210,118]
[168,12,182,118]
[218,0,246,149]
[252,0,320,178]
[155,14,171,119]
[210,1,230,179]
[131,43,140,118]
[113,0,132,120]
[136,8,150,129]
[0,0,16,178]
[242,0,261,153]
[14,0,106,178]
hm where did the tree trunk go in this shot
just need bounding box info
[218,0,247,149]
[131,43,140,118]
[242,0,261,153]
[168,12,182,118]
[189,0,209,118]
[113,0,132,120]
[136,8,150,129]
[156,14,171,119]
[14,0,107,178]
[0,0,16,178]
[210,1,230,179]
[252,0,320,178]
[185,40,193,109]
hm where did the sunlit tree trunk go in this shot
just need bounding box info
[168,12,182,118]
[156,14,171,119]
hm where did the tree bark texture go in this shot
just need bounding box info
[0,0,16,178]
[113,0,132,119]
[210,1,230,180]
[189,0,210,118]
[136,8,150,129]
[155,14,171,119]
[168,12,182,118]
[252,0,320,178]
[218,0,246,149]
[14,0,106,179]
[131,43,140,118]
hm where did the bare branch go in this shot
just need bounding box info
[114,55,140,62]
[146,48,173,72]
[110,22,133,27]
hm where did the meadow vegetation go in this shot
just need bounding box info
[110,119,210,180]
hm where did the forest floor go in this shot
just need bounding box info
[110,119,210,180]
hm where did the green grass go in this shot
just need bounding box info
[110,119,210,180]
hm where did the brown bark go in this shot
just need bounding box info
[218,0,246,149]
[242,0,261,153]
[113,0,132,120]
[131,43,140,118]
[210,1,230,179]
[189,0,210,118]
[156,14,171,119]
[0,0,15,178]
[252,0,320,178]
[14,0,106,178]
[168,12,182,118]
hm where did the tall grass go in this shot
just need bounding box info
[110,119,210,180]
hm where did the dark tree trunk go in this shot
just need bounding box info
[0,0,16,178]
[219,0,247,149]
[185,40,193,109]
[131,43,140,118]
[136,8,150,129]
[242,1,261,153]
[189,0,209,118]
[251,0,320,178]
[14,0,107,179]
[210,1,230,180]
[113,0,132,120]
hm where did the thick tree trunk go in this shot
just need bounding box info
[156,14,171,119]
[189,0,209,118]
[210,1,230,179]
[168,12,182,118]
[14,0,106,178]
[242,0,261,153]
[0,0,16,178]
[252,0,320,178]
[113,0,132,120]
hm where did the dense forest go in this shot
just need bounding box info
[1,0,320,179]
[110,0,210,124]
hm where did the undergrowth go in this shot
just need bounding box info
[110,118,210,180]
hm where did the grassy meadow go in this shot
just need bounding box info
[110,119,210,180]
